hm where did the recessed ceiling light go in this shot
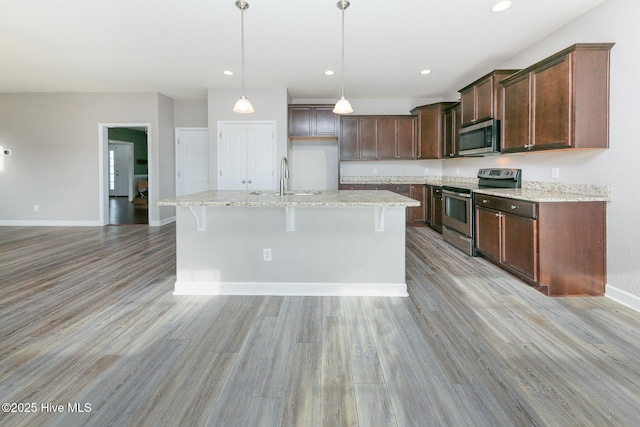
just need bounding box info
[419,69,432,75]
[325,70,335,76]
[491,1,512,13]
[223,70,234,76]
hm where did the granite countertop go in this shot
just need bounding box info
[155,190,421,208]
[341,176,611,202]
[473,188,609,202]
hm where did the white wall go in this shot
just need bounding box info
[0,93,175,226]
[174,99,208,127]
[440,0,640,302]
[207,88,289,189]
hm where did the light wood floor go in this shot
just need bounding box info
[1,224,639,426]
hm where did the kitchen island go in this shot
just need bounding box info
[155,190,420,296]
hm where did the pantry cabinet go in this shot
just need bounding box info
[288,105,339,139]
[410,102,456,159]
[500,43,614,153]
[459,70,518,127]
[475,194,606,296]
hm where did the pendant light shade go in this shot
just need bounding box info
[233,0,254,114]
[333,96,353,115]
[333,0,353,115]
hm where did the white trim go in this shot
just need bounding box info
[150,216,176,227]
[0,220,101,227]
[606,285,640,313]
[173,281,409,297]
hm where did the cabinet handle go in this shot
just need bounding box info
[482,199,489,204]
[510,205,517,210]
[242,179,246,184]
[248,180,252,184]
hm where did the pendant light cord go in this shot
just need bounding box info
[240,6,246,98]
[340,6,345,98]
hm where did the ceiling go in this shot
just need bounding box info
[0,0,607,101]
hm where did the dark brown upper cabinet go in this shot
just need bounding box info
[500,43,614,153]
[459,70,519,127]
[442,102,461,158]
[411,102,456,159]
[288,104,339,139]
[377,116,416,160]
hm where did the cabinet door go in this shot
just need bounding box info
[443,109,454,158]
[502,213,538,281]
[475,77,493,123]
[397,116,416,159]
[339,117,359,160]
[431,187,443,232]
[502,74,531,152]
[288,107,312,136]
[532,55,571,149]
[408,185,426,224]
[418,107,441,159]
[377,118,397,159]
[359,118,378,159]
[460,88,475,126]
[424,185,433,225]
[314,107,339,137]
[475,207,501,262]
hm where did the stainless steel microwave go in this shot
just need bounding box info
[458,119,500,156]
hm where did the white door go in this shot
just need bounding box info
[176,128,209,196]
[218,122,275,191]
[108,143,133,197]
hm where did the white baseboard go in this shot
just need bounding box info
[0,220,101,226]
[173,281,409,297]
[150,216,176,227]
[606,285,640,312]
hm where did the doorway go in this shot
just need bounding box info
[99,123,151,226]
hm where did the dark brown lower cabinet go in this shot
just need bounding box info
[475,195,606,296]
[338,183,426,227]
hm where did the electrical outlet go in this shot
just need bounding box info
[263,248,272,262]
[456,168,460,175]
[34,204,39,212]
[424,168,429,175]
[373,167,378,174]
[552,167,560,179]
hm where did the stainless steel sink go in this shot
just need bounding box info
[249,191,320,196]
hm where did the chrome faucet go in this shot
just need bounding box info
[279,156,289,195]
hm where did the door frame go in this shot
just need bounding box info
[98,123,151,226]
[216,120,276,191]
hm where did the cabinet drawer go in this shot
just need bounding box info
[475,195,536,219]
[339,184,365,190]
[365,184,410,193]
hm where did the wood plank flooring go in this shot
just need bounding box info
[1,224,639,426]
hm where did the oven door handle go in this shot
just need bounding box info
[443,190,471,198]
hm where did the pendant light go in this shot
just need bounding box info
[233,0,254,113]
[333,0,353,114]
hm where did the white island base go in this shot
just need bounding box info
[173,204,409,296]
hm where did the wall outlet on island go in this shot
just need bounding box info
[456,168,460,175]
[33,204,39,213]
[424,168,429,175]
[263,248,272,262]
[552,167,560,179]
[373,167,378,174]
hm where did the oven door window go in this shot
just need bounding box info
[445,196,468,224]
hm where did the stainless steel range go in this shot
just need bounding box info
[442,168,521,255]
